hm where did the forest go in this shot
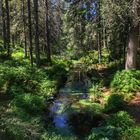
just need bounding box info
[0,0,140,140]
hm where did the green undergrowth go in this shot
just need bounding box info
[87,111,140,140]
[104,94,126,113]
[111,70,140,93]
[0,64,58,98]
[0,48,72,139]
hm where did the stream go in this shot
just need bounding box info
[49,91,89,136]
[49,65,100,139]
[48,67,94,137]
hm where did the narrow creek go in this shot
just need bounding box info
[50,91,89,134]
[47,66,97,138]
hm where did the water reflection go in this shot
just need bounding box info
[51,100,68,126]
[53,113,68,128]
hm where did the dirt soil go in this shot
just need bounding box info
[127,93,140,124]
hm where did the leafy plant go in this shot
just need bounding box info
[0,112,44,140]
[40,80,57,98]
[11,94,46,114]
[106,111,135,131]
[41,132,76,140]
[104,94,125,113]
[122,127,140,140]
[111,70,140,93]
[88,84,104,102]
[87,126,121,140]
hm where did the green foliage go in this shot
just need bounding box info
[79,50,99,65]
[0,62,58,99]
[11,94,46,114]
[104,94,125,113]
[40,80,57,98]
[77,100,103,114]
[47,63,68,81]
[0,110,44,140]
[52,57,72,71]
[41,132,76,140]
[106,111,135,131]
[87,126,120,140]
[88,83,104,102]
[79,48,110,67]
[111,70,140,93]
[12,50,24,60]
[122,127,140,140]
[87,111,136,140]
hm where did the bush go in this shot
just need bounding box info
[2,66,40,96]
[106,111,135,131]
[40,80,57,98]
[111,70,140,93]
[79,48,109,67]
[12,94,46,114]
[88,84,104,102]
[104,94,125,113]
[123,127,140,140]
[0,112,44,140]
[41,132,76,140]
[78,100,103,114]
[47,63,68,81]
[12,51,24,60]
[87,126,120,140]
[87,111,136,140]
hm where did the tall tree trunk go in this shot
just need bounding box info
[125,0,139,70]
[0,0,2,18]
[56,0,61,38]
[0,0,2,38]
[1,0,6,49]
[27,0,33,66]
[44,0,51,63]
[12,34,15,48]
[125,25,139,70]
[5,0,10,57]
[97,0,102,63]
[33,0,40,66]
[22,0,27,58]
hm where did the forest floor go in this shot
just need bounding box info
[127,92,140,124]
[102,86,140,125]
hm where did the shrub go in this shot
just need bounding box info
[0,61,59,99]
[47,63,68,81]
[106,111,135,131]
[0,112,44,140]
[5,67,39,96]
[88,84,104,102]
[123,127,140,140]
[41,132,76,140]
[104,94,125,113]
[79,50,99,65]
[12,94,46,114]
[40,80,57,98]
[87,111,136,140]
[111,70,140,93]
[78,100,103,114]
[12,51,24,60]
[87,126,120,140]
